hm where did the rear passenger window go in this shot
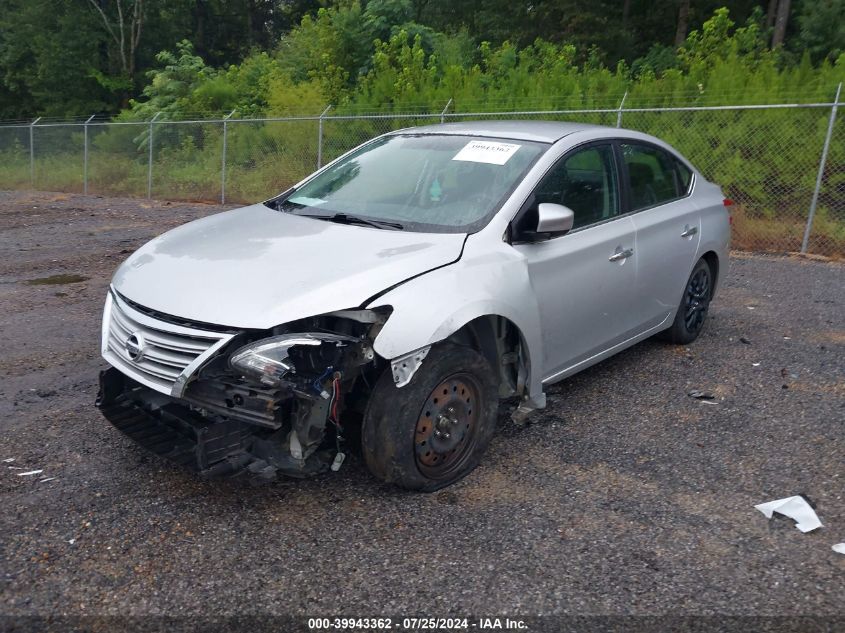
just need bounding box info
[621,143,682,210]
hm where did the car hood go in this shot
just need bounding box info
[112,204,465,329]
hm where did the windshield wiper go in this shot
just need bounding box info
[306,213,404,230]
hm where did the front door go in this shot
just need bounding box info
[512,143,641,380]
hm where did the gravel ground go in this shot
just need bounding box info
[1,191,843,624]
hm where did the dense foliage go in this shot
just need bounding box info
[1,1,843,120]
[0,2,843,256]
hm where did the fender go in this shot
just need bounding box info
[366,237,546,405]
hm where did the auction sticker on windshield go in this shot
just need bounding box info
[452,140,521,165]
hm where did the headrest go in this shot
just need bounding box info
[628,162,654,185]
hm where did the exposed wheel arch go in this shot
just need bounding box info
[445,315,530,399]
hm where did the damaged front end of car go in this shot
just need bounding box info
[97,290,391,481]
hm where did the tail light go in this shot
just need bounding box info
[724,198,734,225]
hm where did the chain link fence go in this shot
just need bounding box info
[0,98,842,258]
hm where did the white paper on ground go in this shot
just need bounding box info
[755,496,823,533]
[833,543,845,555]
[452,140,521,165]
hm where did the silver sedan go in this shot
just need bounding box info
[98,121,731,490]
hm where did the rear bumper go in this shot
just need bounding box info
[96,367,256,477]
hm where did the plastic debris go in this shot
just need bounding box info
[752,362,761,367]
[740,337,752,345]
[16,469,44,477]
[833,543,845,555]
[2,458,14,462]
[40,477,57,482]
[755,496,823,533]
[688,390,718,404]
[688,390,715,400]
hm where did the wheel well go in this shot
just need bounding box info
[446,315,526,398]
[701,251,720,296]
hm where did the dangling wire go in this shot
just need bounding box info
[326,372,345,464]
[327,372,342,427]
[313,365,334,395]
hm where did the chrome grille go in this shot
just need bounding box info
[101,291,235,397]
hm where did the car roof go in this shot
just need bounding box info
[389,120,605,144]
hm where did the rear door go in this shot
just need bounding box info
[512,142,641,380]
[621,142,701,329]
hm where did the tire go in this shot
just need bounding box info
[361,342,498,491]
[660,258,713,345]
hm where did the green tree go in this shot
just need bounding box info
[0,0,112,117]
[797,0,845,62]
[127,40,215,119]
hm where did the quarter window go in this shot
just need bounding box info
[534,144,619,230]
[621,143,682,210]
[676,160,693,193]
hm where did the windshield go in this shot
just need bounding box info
[269,134,547,233]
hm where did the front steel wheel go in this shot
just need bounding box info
[362,343,498,491]
[414,374,482,482]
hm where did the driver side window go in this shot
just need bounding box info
[535,144,620,230]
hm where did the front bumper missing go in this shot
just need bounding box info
[97,367,267,479]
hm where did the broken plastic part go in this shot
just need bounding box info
[511,404,535,426]
[391,346,431,387]
[288,429,303,461]
[688,390,716,400]
[510,391,546,426]
[16,470,43,477]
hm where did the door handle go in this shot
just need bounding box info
[681,225,698,238]
[608,248,634,262]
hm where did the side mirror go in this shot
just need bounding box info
[536,203,575,234]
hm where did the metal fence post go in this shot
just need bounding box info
[29,117,41,186]
[83,114,95,195]
[440,98,453,123]
[616,91,628,128]
[317,105,332,169]
[221,110,236,204]
[801,82,842,254]
[147,112,162,199]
